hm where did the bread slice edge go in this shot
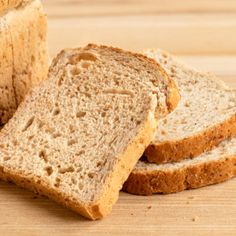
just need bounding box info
[146,112,236,163]
[123,153,236,195]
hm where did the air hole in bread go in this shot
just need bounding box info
[52,132,61,138]
[101,112,106,117]
[3,156,11,162]
[79,183,84,190]
[81,61,91,69]
[12,139,18,146]
[37,120,44,129]
[39,150,48,163]
[67,139,77,146]
[69,52,98,65]
[27,135,34,141]
[52,108,60,116]
[57,76,64,86]
[114,116,119,122]
[58,166,75,174]
[76,150,85,156]
[44,166,53,176]
[103,88,134,97]
[76,111,86,118]
[161,130,166,135]
[88,172,95,179]
[71,67,81,76]
[184,101,190,107]
[31,55,35,63]
[96,161,102,167]
[22,116,35,132]
[71,177,77,185]
[54,177,61,187]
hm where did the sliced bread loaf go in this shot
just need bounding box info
[143,49,236,164]
[0,44,178,220]
[0,0,48,124]
[123,135,236,195]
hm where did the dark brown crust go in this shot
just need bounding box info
[123,155,236,195]
[145,112,236,164]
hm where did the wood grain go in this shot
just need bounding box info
[42,0,236,55]
[1,178,236,236]
[47,14,236,56]
[1,0,236,235]
[43,0,236,17]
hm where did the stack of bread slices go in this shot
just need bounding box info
[123,49,236,195]
[0,0,236,221]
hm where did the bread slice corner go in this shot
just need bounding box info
[143,49,236,164]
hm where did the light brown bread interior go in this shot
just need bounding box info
[143,49,236,164]
[0,44,179,220]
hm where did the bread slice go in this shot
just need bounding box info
[0,44,179,220]
[143,49,236,164]
[0,0,48,124]
[123,135,236,195]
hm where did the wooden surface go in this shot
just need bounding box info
[1,1,236,235]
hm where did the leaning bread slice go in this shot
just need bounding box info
[123,135,236,195]
[0,44,178,220]
[143,49,236,164]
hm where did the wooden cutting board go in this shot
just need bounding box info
[1,1,236,235]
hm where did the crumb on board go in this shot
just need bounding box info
[188,196,194,199]
[147,206,152,210]
[192,216,199,222]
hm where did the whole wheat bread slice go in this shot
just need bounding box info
[0,0,48,124]
[123,135,236,195]
[0,44,179,220]
[143,49,236,164]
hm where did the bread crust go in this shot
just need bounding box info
[123,155,236,195]
[145,113,236,164]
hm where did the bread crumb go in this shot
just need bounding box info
[192,216,199,222]
[147,206,152,210]
[186,201,190,204]
[188,196,194,199]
